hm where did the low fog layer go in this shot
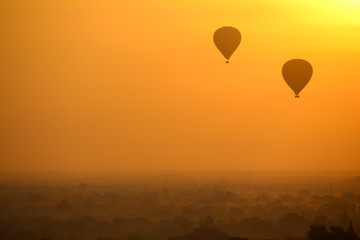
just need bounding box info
[0,171,359,240]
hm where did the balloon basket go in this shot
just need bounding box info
[295,95,300,98]
[226,60,229,64]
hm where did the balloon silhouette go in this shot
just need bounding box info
[282,59,313,98]
[213,27,241,63]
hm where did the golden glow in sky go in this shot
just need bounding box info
[312,0,360,25]
[0,0,360,172]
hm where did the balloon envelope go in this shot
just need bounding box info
[282,59,313,97]
[213,27,241,63]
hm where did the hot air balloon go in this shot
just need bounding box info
[282,59,313,98]
[213,27,241,63]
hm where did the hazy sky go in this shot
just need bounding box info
[1,0,360,171]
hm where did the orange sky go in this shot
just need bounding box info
[1,0,360,171]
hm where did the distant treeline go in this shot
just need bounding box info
[1,174,360,240]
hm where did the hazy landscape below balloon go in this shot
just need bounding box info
[1,171,360,240]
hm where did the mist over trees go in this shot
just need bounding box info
[0,172,360,240]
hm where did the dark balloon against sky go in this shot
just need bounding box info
[282,59,313,98]
[213,26,241,63]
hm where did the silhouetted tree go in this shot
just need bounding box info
[279,213,309,237]
[230,237,248,240]
[308,220,359,240]
[308,225,332,240]
[345,220,358,240]
[169,227,230,240]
